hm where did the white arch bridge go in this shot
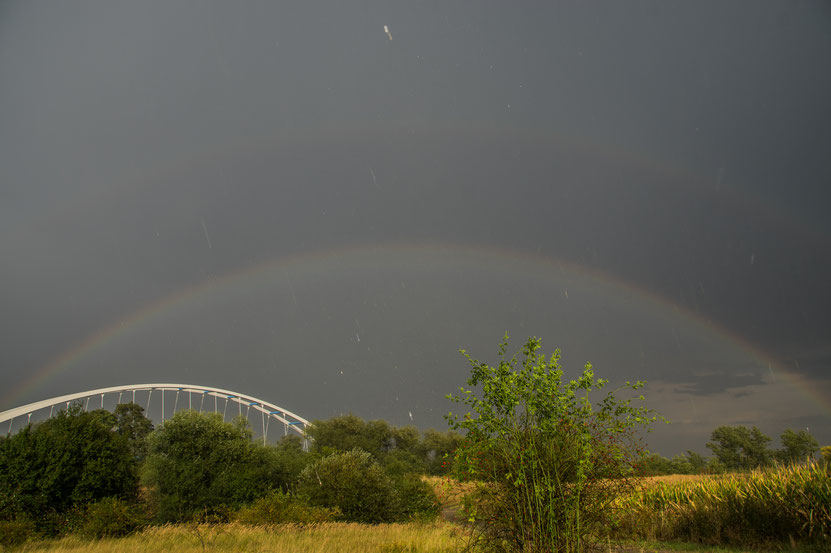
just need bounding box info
[0,384,309,444]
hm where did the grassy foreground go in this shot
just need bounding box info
[15,522,459,553]
[13,523,814,553]
[12,466,829,553]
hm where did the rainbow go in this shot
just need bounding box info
[4,242,829,418]
[4,123,827,415]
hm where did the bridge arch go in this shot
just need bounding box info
[0,384,309,444]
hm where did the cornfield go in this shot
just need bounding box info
[615,462,831,548]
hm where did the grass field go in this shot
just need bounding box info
[13,523,815,553]
[15,522,459,553]
[10,468,828,553]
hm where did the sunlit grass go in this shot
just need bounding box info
[640,473,731,486]
[19,469,828,553]
[19,522,460,553]
[616,463,831,549]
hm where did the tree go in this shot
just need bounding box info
[706,425,772,470]
[141,410,289,522]
[112,403,154,462]
[307,415,435,473]
[296,448,401,523]
[0,404,138,533]
[392,425,420,452]
[271,434,313,490]
[776,429,819,464]
[636,451,716,476]
[418,428,463,475]
[446,335,658,553]
[306,414,393,457]
[684,450,711,473]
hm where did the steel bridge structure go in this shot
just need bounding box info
[0,384,309,444]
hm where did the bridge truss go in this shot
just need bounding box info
[0,384,309,444]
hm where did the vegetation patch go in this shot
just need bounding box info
[15,521,459,553]
[615,462,831,550]
[446,335,659,553]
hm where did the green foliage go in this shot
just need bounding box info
[640,427,818,477]
[307,414,395,459]
[391,474,440,522]
[0,404,138,531]
[270,434,314,490]
[0,518,34,549]
[822,446,831,463]
[706,425,772,470]
[617,462,831,548]
[637,451,723,476]
[418,429,463,475]
[297,448,401,523]
[112,403,154,463]
[307,415,462,476]
[446,335,658,553]
[78,497,148,539]
[382,448,427,479]
[393,425,421,452]
[776,428,820,464]
[141,410,290,522]
[235,490,337,525]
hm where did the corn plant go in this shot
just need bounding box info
[616,461,831,548]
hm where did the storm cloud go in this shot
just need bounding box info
[1,1,829,455]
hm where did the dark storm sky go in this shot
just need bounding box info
[2,1,830,455]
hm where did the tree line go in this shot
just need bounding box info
[639,425,824,475]
[0,403,461,542]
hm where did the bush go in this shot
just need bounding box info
[78,497,148,539]
[0,404,139,534]
[393,474,440,521]
[0,518,35,549]
[447,335,658,553]
[271,434,313,490]
[235,490,336,525]
[383,448,427,478]
[307,415,394,459]
[419,429,463,475]
[142,411,292,522]
[297,448,400,523]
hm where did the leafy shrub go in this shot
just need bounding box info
[419,429,463,476]
[393,474,440,522]
[271,434,314,489]
[0,404,139,535]
[235,490,336,525]
[383,448,427,478]
[0,518,34,549]
[142,411,292,522]
[307,415,394,458]
[447,335,658,553]
[297,448,400,523]
[78,497,148,539]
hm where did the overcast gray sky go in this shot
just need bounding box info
[2,1,830,455]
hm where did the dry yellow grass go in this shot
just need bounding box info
[639,473,723,486]
[18,522,460,553]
